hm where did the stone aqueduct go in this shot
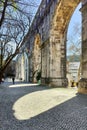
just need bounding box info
[25,0,87,93]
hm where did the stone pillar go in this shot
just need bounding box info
[78,0,87,94]
[41,34,68,87]
[41,39,50,84]
[48,29,68,87]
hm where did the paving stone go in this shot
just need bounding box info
[0,81,87,130]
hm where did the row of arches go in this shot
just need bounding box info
[32,0,82,86]
[20,0,87,93]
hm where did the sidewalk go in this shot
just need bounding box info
[0,78,26,87]
[0,81,87,130]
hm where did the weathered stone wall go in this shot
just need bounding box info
[48,0,80,86]
[41,39,50,84]
[27,0,82,87]
[27,0,57,83]
[82,2,87,78]
[78,1,87,94]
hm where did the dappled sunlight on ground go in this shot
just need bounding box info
[12,88,77,120]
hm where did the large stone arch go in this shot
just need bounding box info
[26,0,87,93]
[48,0,81,86]
[33,34,41,82]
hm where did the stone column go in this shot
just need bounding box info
[48,29,68,87]
[78,0,87,94]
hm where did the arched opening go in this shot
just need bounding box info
[67,3,82,87]
[33,34,41,82]
[49,0,81,87]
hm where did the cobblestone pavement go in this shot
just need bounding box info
[0,80,87,130]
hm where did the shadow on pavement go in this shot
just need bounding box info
[0,81,87,130]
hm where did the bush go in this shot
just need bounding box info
[36,71,41,81]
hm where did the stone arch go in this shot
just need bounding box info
[33,34,41,82]
[49,0,81,86]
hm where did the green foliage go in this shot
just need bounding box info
[36,71,41,81]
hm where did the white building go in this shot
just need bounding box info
[67,61,80,87]
[68,62,80,81]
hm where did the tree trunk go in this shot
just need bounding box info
[0,71,3,83]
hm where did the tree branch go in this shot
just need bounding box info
[0,0,8,27]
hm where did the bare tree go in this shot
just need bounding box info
[0,0,39,27]
[0,0,40,82]
[67,23,81,60]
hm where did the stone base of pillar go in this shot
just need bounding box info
[78,78,87,94]
[41,77,68,87]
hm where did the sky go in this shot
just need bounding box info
[67,3,82,56]
[67,3,81,36]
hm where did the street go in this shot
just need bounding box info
[0,80,87,130]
